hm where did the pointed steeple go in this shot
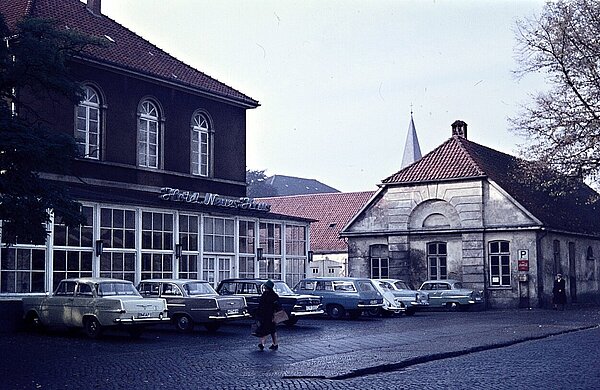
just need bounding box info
[401,111,422,168]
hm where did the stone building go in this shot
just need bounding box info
[341,121,600,308]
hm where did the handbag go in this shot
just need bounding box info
[273,309,289,324]
[250,321,260,336]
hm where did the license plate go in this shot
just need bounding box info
[306,305,318,311]
[370,300,378,304]
[226,309,239,315]
[137,312,151,318]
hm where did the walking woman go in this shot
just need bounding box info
[254,280,280,350]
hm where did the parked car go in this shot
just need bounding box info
[137,279,250,332]
[22,278,168,338]
[418,279,484,311]
[294,277,383,319]
[369,279,405,317]
[215,279,323,326]
[375,279,429,315]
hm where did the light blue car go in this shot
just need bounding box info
[294,277,383,319]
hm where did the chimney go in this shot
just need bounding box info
[451,120,468,139]
[87,0,101,15]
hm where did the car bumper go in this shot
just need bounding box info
[290,310,325,317]
[208,312,252,320]
[113,315,169,325]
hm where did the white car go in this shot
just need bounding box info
[418,279,483,311]
[369,279,405,316]
[376,279,429,315]
[22,278,169,338]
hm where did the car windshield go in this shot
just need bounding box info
[393,281,410,290]
[377,281,393,292]
[97,282,140,297]
[184,282,217,296]
[272,281,294,295]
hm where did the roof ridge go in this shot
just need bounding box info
[454,136,487,176]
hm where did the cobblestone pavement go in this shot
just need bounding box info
[1,306,599,389]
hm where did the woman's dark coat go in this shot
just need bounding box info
[553,278,567,305]
[254,288,280,337]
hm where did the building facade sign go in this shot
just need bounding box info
[160,187,271,212]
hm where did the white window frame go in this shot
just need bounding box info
[191,111,211,177]
[75,86,101,159]
[138,100,160,169]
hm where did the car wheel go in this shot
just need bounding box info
[367,307,381,317]
[204,323,221,332]
[348,310,362,319]
[83,317,103,339]
[405,308,416,316]
[283,317,298,326]
[24,312,43,332]
[327,304,346,319]
[446,302,461,312]
[175,315,194,333]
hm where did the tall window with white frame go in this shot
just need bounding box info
[370,244,389,279]
[238,220,256,279]
[141,211,173,280]
[75,86,101,159]
[138,100,160,169]
[203,216,235,285]
[52,206,94,290]
[178,214,199,279]
[285,224,307,288]
[489,240,510,286]
[427,242,447,280]
[259,222,282,280]
[191,111,211,177]
[99,208,136,282]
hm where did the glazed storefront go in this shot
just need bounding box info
[0,186,312,296]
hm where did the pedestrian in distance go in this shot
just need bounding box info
[253,279,280,351]
[552,273,567,310]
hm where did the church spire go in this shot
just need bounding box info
[401,110,422,168]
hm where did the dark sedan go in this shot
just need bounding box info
[216,278,323,325]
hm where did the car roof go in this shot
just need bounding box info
[218,278,284,283]
[138,279,210,284]
[60,277,133,284]
[422,279,460,284]
[300,277,373,282]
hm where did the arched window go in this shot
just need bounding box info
[75,86,101,159]
[191,111,211,176]
[138,100,160,169]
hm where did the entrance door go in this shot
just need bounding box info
[203,256,233,287]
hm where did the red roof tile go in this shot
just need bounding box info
[1,0,258,107]
[260,192,375,252]
[383,135,600,235]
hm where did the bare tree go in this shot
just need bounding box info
[511,0,600,185]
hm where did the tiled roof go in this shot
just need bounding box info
[260,191,375,252]
[1,0,258,107]
[383,135,600,235]
[266,175,340,196]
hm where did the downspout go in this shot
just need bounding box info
[536,229,548,308]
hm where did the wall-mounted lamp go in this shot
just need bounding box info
[257,247,263,261]
[95,240,104,257]
[175,243,183,259]
[308,250,314,262]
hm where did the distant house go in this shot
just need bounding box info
[341,120,600,309]
[260,191,375,278]
[265,175,340,196]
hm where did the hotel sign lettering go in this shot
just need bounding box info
[159,187,271,212]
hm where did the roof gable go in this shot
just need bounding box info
[383,134,600,235]
[1,0,258,107]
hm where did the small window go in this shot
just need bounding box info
[55,281,76,296]
[427,242,447,280]
[76,283,93,296]
[370,245,389,279]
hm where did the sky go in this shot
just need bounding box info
[100,0,548,193]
